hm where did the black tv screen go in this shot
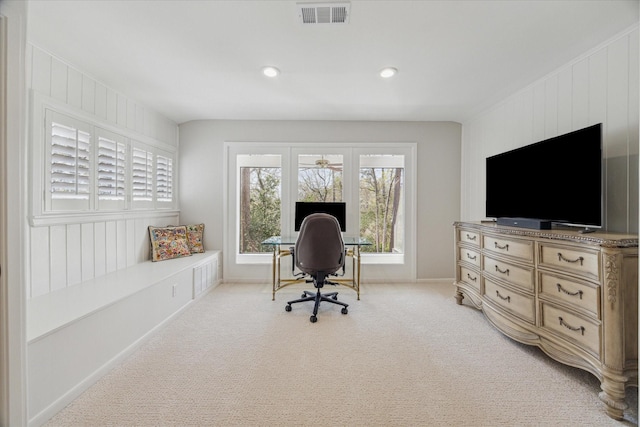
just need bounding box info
[295,202,346,232]
[486,123,602,228]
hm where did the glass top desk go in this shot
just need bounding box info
[262,236,370,300]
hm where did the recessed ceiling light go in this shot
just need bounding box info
[262,66,280,77]
[380,67,397,78]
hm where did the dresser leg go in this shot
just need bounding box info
[454,288,464,305]
[598,377,628,420]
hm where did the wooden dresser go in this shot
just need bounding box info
[453,221,638,420]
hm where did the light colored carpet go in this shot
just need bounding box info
[46,281,637,426]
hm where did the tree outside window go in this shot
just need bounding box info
[359,155,404,253]
[239,166,281,253]
[298,154,343,202]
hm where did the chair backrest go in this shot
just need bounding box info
[295,213,344,276]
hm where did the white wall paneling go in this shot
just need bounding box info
[28,215,178,298]
[29,226,50,298]
[80,222,94,281]
[461,26,639,233]
[26,43,180,299]
[49,225,67,293]
[66,224,82,287]
[94,221,106,278]
[28,45,178,147]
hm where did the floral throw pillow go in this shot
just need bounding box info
[185,223,205,254]
[148,226,192,262]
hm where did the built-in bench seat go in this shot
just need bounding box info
[27,250,221,427]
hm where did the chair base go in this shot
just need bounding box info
[286,288,348,323]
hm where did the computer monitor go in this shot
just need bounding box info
[294,202,346,232]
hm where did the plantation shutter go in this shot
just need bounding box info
[132,145,154,207]
[97,129,127,209]
[47,110,92,211]
[156,154,173,204]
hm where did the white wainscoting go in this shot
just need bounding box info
[461,26,639,233]
[28,214,179,298]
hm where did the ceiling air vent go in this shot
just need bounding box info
[297,2,350,24]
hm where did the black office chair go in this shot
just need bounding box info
[285,213,349,323]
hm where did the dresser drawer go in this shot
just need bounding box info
[458,246,481,268]
[538,243,600,281]
[540,302,601,357]
[458,229,480,247]
[484,278,535,323]
[483,234,533,262]
[458,265,481,292]
[483,255,534,292]
[539,272,600,319]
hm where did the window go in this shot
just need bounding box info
[228,143,414,275]
[359,154,404,254]
[46,110,93,211]
[156,153,174,205]
[34,101,178,222]
[97,128,127,210]
[131,145,154,207]
[297,154,343,202]
[238,154,282,254]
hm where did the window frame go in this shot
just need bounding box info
[357,151,407,263]
[30,93,178,226]
[155,151,174,206]
[96,127,128,211]
[130,142,155,210]
[227,146,290,264]
[45,110,94,212]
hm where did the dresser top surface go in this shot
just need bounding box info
[455,221,638,248]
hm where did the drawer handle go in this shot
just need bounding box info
[467,273,477,282]
[556,283,583,299]
[466,253,477,261]
[496,290,510,302]
[494,242,509,251]
[557,252,584,266]
[559,317,585,336]
[495,265,510,276]
[466,234,477,241]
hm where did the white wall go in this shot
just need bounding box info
[26,45,180,298]
[461,26,639,233]
[178,120,462,281]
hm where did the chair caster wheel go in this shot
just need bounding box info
[341,307,348,315]
[301,293,306,298]
[332,295,338,300]
[310,315,317,323]
[285,305,292,312]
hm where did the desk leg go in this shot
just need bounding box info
[355,244,361,300]
[271,245,277,300]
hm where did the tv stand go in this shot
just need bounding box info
[579,227,597,234]
[454,221,638,420]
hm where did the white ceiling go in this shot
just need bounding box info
[27,0,639,124]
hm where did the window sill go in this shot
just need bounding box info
[30,209,180,227]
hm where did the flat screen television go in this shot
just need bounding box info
[295,201,346,232]
[486,123,602,229]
